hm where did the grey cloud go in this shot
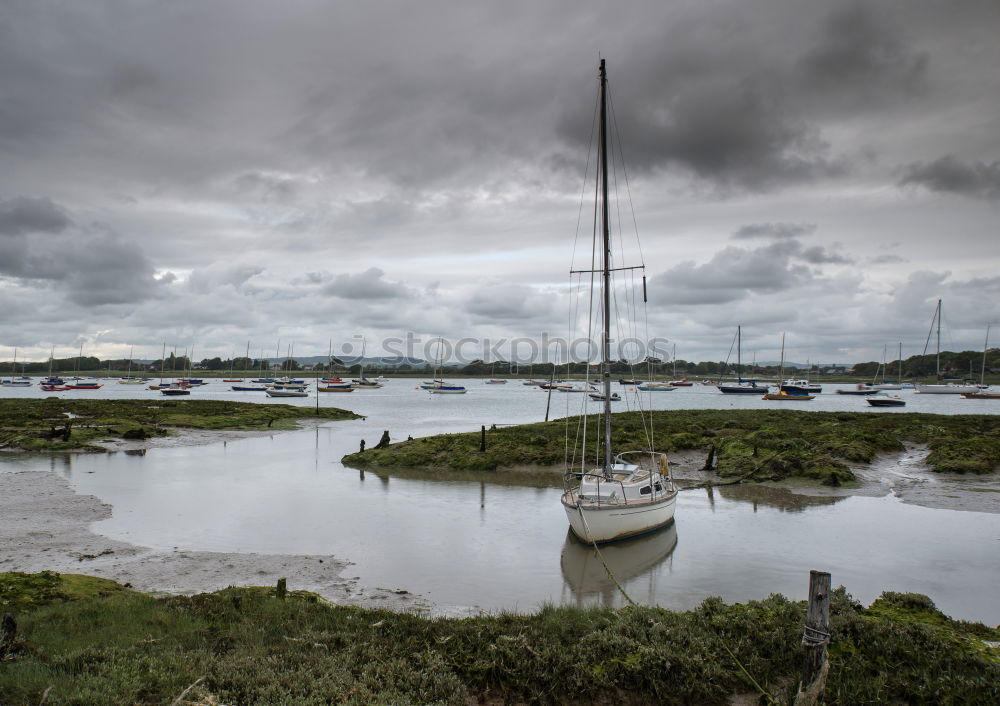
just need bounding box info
[870,254,906,265]
[796,3,928,106]
[0,197,71,235]
[651,237,853,306]
[899,156,1000,201]
[186,265,266,295]
[62,240,160,306]
[465,284,556,324]
[323,267,412,300]
[799,245,852,265]
[732,223,817,240]
[231,172,302,203]
[652,242,812,306]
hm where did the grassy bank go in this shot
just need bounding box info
[0,399,362,453]
[342,410,1000,485]
[0,571,996,705]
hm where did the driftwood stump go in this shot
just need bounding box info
[374,430,391,449]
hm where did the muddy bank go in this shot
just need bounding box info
[669,444,1000,514]
[0,470,430,612]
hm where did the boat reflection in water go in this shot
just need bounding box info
[560,522,678,608]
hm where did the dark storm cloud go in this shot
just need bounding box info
[558,67,843,189]
[795,3,928,106]
[732,223,817,240]
[322,268,412,300]
[0,197,71,235]
[899,156,1000,201]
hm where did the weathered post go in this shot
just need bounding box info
[276,578,287,600]
[359,439,366,453]
[0,613,16,659]
[795,570,831,705]
[702,444,716,470]
[480,425,486,452]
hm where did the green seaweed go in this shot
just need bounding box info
[0,399,362,452]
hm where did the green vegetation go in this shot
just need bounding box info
[0,399,361,452]
[343,410,1000,485]
[0,571,995,705]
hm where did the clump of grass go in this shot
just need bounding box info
[0,399,362,452]
[1,572,996,705]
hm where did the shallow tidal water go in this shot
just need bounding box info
[3,378,999,622]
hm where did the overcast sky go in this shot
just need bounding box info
[1,0,998,366]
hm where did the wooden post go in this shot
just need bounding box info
[702,444,716,470]
[276,578,287,600]
[0,613,15,659]
[480,425,486,452]
[796,570,831,705]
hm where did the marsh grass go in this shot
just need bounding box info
[1,573,996,705]
[343,410,1000,484]
[0,399,362,452]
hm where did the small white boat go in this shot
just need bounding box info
[836,384,878,395]
[636,382,676,392]
[915,301,981,394]
[867,395,906,407]
[563,452,678,544]
[265,388,309,397]
[557,384,592,393]
[588,392,621,401]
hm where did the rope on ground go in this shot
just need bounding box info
[720,642,779,705]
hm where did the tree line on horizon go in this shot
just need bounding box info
[2,349,997,379]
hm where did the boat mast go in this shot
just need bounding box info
[736,325,742,382]
[935,299,941,378]
[982,324,991,387]
[599,59,613,477]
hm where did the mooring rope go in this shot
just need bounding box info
[575,503,637,607]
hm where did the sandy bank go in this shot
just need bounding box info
[0,470,430,612]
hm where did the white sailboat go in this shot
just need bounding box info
[915,300,979,394]
[560,60,677,545]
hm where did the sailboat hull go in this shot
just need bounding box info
[915,384,980,394]
[561,493,677,544]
